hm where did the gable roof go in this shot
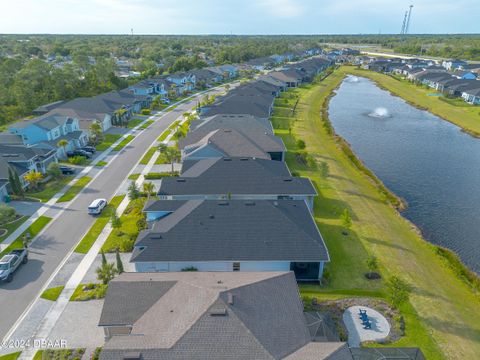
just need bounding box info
[183,129,271,160]
[190,114,272,134]
[99,272,346,360]
[158,157,316,197]
[132,200,329,263]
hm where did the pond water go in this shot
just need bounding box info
[328,76,480,273]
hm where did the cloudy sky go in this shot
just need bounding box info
[1,0,478,34]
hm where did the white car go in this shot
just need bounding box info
[88,198,107,215]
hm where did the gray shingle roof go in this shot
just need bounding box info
[190,113,273,135]
[99,272,343,360]
[132,200,329,263]
[158,157,316,197]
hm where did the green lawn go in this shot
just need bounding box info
[102,197,146,252]
[128,173,140,180]
[0,216,28,243]
[139,119,154,130]
[113,135,135,151]
[126,118,143,128]
[56,176,92,203]
[0,216,52,257]
[139,147,158,165]
[73,195,125,253]
[144,172,178,179]
[26,176,73,202]
[277,70,480,359]
[95,160,107,167]
[40,285,65,301]
[342,66,480,137]
[157,120,180,142]
[95,134,122,151]
[0,352,21,360]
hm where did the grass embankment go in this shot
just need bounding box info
[0,216,27,243]
[341,65,480,137]
[113,135,135,151]
[73,195,125,254]
[56,176,92,203]
[95,134,122,152]
[40,285,65,301]
[0,216,52,256]
[275,72,480,359]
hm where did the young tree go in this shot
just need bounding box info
[110,212,121,229]
[96,262,117,285]
[115,248,124,274]
[142,182,155,198]
[57,139,69,158]
[46,162,62,180]
[341,209,352,231]
[366,256,379,277]
[319,161,329,178]
[8,167,21,196]
[24,171,43,190]
[296,139,306,149]
[101,249,107,266]
[89,122,103,145]
[157,145,180,175]
[386,276,411,308]
[128,181,140,200]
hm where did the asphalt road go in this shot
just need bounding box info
[0,87,227,340]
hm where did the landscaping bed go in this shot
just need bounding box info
[144,171,179,180]
[33,348,85,360]
[70,283,107,301]
[0,216,27,243]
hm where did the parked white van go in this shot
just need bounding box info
[88,198,107,215]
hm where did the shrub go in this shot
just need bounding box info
[68,156,87,165]
[137,218,147,231]
[0,204,17,225]
[141,109,151,115]
[181,266,198,272]
[297,139,306,149]
[46,162,63,180]
[144,171,179,179]
[386,276,411,308]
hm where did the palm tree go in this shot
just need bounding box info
[24,171,43,190]
[142,182,155,199]
[96,262,117,285]
[89,122,103,145]
[157,144,180,175]
[57,139,69,158]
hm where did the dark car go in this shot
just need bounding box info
[67,150,92,159]
[59,166,75,175]
[81,146,96,154]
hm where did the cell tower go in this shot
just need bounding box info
[405,5,414,34]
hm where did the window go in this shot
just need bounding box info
[233,262,240,271]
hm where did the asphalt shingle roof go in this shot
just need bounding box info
[132,200,329,263]
[158,157,316,197]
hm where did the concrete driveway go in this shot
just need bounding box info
[8,201,43,217]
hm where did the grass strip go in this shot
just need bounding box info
[113,135,135,151]
[0,216,52,257]
[73,195,125,254]
[139,147,157,165]
[56,176,92,203]
[95,134,122,152]
[40,285,65,301]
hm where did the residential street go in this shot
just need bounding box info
[0,87,227,341]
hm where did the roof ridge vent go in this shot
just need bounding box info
[210,305,227,316]
[245,201,255,206]
[227,292,234,305]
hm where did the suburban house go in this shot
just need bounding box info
[217,64,238,78]
[269,70,303,87]
[98,272,352,360]
[8,114,88,158]
[0,144,57,175]
[442,59,468,70]
[258,75,288,91]
[131,199,329,281]
[155,157,316,209]
[461,86,480,104]
[0,157,30,199]
[190,68,223,88]
[166,73,196,94]
[203,95,274,119]
[448,70,477,80]
[179,115,286,161]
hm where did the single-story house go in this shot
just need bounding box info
[132,199,330,281]
[155,156,316,209]
[98,271,352,360]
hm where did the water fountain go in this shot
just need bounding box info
[368,107,390,118]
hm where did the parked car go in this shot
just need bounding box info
[162,98,171,104]
[81,146,96,154]
[67,150,92,159]
[59,166,75,175]
[88,198,107,215]
[0,249,28,283]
